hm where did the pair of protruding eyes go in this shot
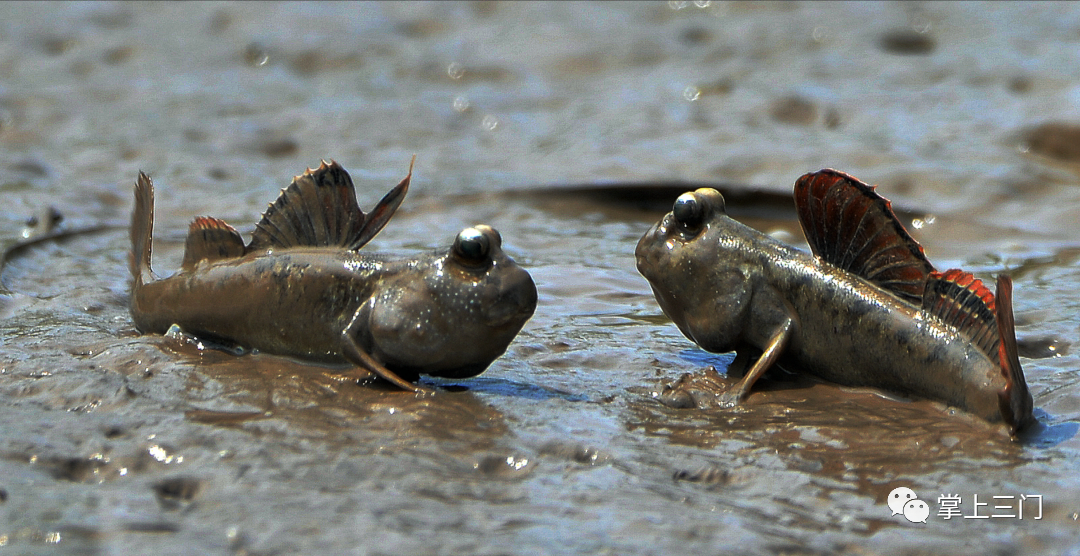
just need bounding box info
[670,188,725,234]
[452,225,501,266]
[672,192,705,230]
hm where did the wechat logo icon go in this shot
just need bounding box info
[888,487,928,523]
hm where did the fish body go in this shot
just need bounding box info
[130,160,537,389]
[636,170,1033,433]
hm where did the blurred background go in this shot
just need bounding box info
[1,2,1078,554]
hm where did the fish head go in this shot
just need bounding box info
[364,225,537,378]
[635,188,756,353]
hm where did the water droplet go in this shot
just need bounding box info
[683,85,701,101]
[148,444,181,464]
[243,42,269,67]
[812,26,828,43]
[452,95,470,113]
[668,0,688,10]
[481,114,499,131]
[693,0,712,7]
[447,62,465,80]
[911,15,932,34]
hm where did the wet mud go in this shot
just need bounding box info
[2,2,1080,555]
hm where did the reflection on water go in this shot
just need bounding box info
[424,376,589,402]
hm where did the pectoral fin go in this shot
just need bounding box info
[340,305,429,394]
[721,319,793,406]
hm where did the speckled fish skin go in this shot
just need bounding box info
[130,162,537,383]
[635,188,1008,426]
[132,246,537,378]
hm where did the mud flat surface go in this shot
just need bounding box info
[1,2,1079,554]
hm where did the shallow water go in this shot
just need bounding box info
[2,2,1080,554]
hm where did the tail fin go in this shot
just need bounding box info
[130,171,158,287]
[995,274,1034,434]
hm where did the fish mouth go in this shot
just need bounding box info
[484,271,538,328]
[485,286,538,327]
[634,222,666,280]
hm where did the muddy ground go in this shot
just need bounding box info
[1,2,1079,555]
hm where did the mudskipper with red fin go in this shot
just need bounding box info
[636,169,1034,435]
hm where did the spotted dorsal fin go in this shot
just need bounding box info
[794,169,935,305]
[181,216,246,271]
[248,158,412,252]
[921,269,1000,363]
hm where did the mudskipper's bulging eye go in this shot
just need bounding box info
[673,192,704,230]
[454,227,490,263]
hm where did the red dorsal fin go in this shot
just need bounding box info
[248,158,412,252]
[181,216,246,271]
[922,269,1000,363]
[794,169,935,305]
[994,274,1035,434]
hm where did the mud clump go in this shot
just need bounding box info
[258,137,299,158]
[288,50,364,76]
[103,45,134,65]
[1023,122,1080,163]
[770,95,818,126]
[673,465,730,486]
[153,476,202,510]
[47,456,108,483]
[1008,75,1034,94]
[878,29,936,55]
[680,26,713,46]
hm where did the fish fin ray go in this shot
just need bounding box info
[993,274,1035,434]
[130,171,158,285]
[247,159,412,251]
[348,154,413,251]
[248,161,361,250]
[181,216,246,270]
[722,319,794,406]
[921,269,1000,362]
[794,169,935,304]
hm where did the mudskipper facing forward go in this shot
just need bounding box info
[129,159,537,392]
[636,169,1034,435]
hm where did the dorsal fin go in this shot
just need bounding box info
[181,216,246,271]
[348,155,414,251]
[248,158,412,252]
[794,169,935,305]
[921,269,1000,363]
